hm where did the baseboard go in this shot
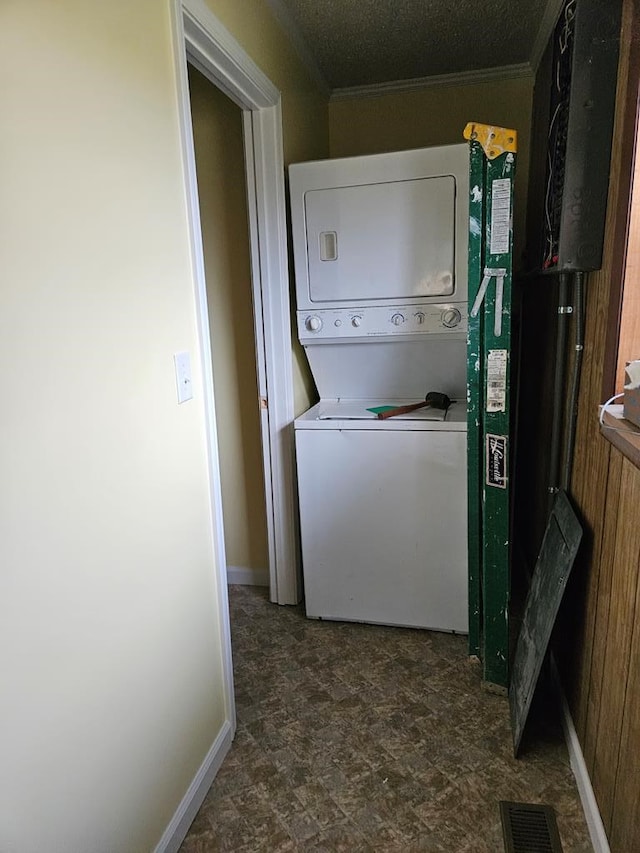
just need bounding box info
[227,565,269,587]
[154,718,234,853]
[551,659,611,853]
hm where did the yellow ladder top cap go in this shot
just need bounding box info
[463,122,518,159]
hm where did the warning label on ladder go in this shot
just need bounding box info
[486,349,508,412]
[489,179,512,255]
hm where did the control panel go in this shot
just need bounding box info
[297,304,467,341]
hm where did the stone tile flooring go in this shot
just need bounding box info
[180,586,592,852]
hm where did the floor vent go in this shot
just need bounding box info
[500,801,563,853]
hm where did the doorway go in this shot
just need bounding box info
[174,0,300,612]
[187,64,270,589]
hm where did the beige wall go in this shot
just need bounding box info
[206,0,329,165]
[0,3,228,851]
[329,76,534,269]
[206,0,330,413]
[189,65,269,573]
[0,1,328,851]
[617,147,640,391]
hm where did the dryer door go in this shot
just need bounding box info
[304,176,457,304]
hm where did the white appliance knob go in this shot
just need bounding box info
[391,313,405,326]
[414,312,425,325]
[351,315,362,327]
[441,308,462,328]
[306,316,322,332]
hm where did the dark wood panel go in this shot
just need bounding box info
[610,463,640,850]
[519,0,639,845]
[591,457,640,830]
[563,0,635,741]
[583,447,624,774]
[564,267,616,742]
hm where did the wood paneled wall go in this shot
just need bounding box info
[517,0,640,848]
[586,453,640,848]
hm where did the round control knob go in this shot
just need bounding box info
[391,313,405,326]
[351,315,362,328]
[414,312,425,325]
[334,319,342,327]
[305,315,322,332]
[441,308,462,328]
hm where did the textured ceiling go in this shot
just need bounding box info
[274,0,553,89]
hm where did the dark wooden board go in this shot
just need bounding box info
[592,457,640,829]
[509,489,583,756]
[610,460,640,849]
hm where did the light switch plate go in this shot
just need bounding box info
[174,351,193,403]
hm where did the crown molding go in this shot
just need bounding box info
[263,0,330,96]
[330,63,534,102]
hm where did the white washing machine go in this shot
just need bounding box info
[295,400,468,631]
[289,144,469,633]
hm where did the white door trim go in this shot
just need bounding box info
[175,0,300,606]
[243,105,300,605]
[169,0,235,736]
[240,112,279,596]
[181,0,278,108]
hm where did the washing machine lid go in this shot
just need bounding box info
[304,337,467,402]
[295,399,468,431]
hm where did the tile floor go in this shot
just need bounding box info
[180,586,592,852]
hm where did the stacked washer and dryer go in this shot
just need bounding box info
[289,144,469,634]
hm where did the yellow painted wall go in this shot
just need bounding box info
[0,3,228,851]
[329,76,534,269]
[206,0,329,413]
[205,0,329,165]
[189,65,269,574]
[0,1,328,851]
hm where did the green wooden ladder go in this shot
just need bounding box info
[464,122,517,690]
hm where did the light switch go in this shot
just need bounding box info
[174,351,193,403]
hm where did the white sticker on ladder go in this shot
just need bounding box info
[490,178,511,255]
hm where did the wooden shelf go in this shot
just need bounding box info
[601,407,640,469]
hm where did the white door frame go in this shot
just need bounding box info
[171,0,300,608]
